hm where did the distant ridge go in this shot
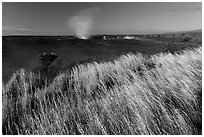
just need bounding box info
[163,29,202,35]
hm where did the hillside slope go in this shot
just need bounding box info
[2,47,202,135]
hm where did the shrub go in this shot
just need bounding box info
[33,52,62,82]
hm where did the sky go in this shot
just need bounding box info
[2,2,202,35]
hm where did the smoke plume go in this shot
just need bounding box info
[68,7,99,39]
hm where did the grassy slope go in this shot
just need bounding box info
[2,47,202,135]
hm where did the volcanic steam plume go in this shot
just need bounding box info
[68,7,99,39]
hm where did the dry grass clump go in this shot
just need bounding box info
[2,47,202,135]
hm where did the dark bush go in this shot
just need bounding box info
[40,53,58,67]
[33,52,62,82]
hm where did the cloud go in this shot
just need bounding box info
[168,6,202,12]
[2,26,33,31]
[2,26,64,32]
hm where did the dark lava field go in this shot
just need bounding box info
[2,31,201,82]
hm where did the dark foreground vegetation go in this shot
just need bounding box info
[2,47,202,135]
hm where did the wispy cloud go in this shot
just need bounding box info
[2,26,64,32]
[3,26,33,31]
[168,6,202,12]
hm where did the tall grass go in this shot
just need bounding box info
[2,47,202,135]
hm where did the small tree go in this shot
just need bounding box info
[40,53,59,69]
[34,52,61,82]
